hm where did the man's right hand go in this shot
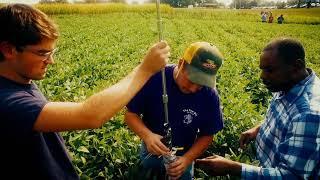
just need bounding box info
[140,41,170,75]
[239,125,261,149]
[144,132,170,156]
[196,155,241,176]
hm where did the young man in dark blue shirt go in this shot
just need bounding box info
[0,4,170,179]
[125,42,224,179]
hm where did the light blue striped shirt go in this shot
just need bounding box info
[242,69,320,179]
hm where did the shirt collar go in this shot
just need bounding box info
[273,68,315,106]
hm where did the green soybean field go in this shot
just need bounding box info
[32,4,320,179]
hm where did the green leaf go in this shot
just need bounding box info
[81,156,86,164]
[77,146,90,153]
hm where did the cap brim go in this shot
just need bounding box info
[185,64,216,88]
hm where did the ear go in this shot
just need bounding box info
[178,58,184,68]
[0,42,16,61]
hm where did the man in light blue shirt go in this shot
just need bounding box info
[197,38,320,179]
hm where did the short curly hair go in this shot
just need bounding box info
[263,37,305,68]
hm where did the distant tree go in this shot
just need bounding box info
[286,0,297,6]
[229,0,237,9]
[205,0,218,3]
[39,0,53,3]
[307,1,311,8]
[258,0,276,7]
[297,0,301,7]
[39,0,68,4]
[276,1,286,8]
[161,0,196,7]
[249,1,258,8]
[55,0,68,3]
[249,0,258,7]
[39,0,68,3]
[230,0,260,9]
[84,0,109,3]
[109,0,126,3]
[154,0,224,7]
[197,0,219,7]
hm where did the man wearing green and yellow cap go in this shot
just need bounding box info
[125,42,224,179]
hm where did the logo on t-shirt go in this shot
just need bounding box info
[182,109,198,125]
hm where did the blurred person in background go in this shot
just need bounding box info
[277,14,284,24]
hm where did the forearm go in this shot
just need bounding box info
[241,163,307,179]
[183,135,212,163]
[227,160,242,176]
[124,111,152,141]
[82,65,153,127]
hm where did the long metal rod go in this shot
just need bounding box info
[156,0,163,41]
[156,0,169,132]
[156,3,171,179]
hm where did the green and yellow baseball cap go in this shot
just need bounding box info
[182,42,223,88]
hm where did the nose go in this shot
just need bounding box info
[45,55,55,64]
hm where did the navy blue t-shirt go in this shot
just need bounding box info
[127,65,223,155]
[0,76,79,179]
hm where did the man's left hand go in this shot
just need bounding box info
[166,156,191,179]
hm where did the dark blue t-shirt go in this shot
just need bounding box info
[0,76,79,179]
[127,65,223,155]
